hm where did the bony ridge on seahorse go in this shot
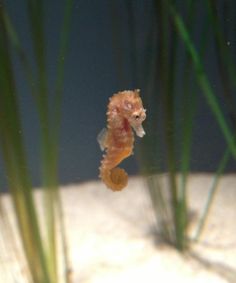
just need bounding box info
[97,89,146,191]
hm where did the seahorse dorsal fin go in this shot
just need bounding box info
[97,128,108,151]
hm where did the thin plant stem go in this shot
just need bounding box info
[206,0,236,129]
[4,0,74,281]
[53,0,74,282]
[178,0,209,248]
[157,0,187,249]
[193,148,230,241]
[2,11,36,97]
[147,176,174,242]
[0,7,50,282]
[26,1,58,282]
[168,2,236,159]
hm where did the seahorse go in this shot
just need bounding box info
[97,89,146,191]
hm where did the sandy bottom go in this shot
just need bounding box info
[1,174,236,283]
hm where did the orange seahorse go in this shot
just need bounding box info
[97,89,146,191]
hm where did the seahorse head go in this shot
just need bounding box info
[121,89,146,137]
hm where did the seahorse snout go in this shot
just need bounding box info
[132,124,145,137]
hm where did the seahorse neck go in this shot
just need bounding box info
[109,113,131,132]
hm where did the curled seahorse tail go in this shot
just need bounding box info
[99,167,128,191]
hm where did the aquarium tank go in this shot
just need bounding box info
[0,1,235,282]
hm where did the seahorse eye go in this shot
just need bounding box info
[135,115,140,120]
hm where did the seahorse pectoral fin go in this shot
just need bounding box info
[97,128,108,151]
[132,124,145,137]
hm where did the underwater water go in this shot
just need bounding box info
[0,1,236,282]
[1,0,235,190]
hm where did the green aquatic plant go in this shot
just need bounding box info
[0,1,73,282]
[168,0,236,246]
[111,0,236,250]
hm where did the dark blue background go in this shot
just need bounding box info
[1,1,235,189]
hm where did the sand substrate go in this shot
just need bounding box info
[0,174,236,283]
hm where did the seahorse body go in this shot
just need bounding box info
[98,89,146,191]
